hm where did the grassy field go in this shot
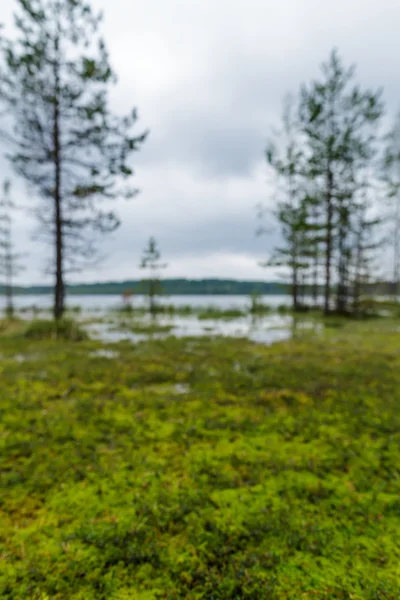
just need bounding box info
[1,320,400,599]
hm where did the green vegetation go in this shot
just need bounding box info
[0,318,88,341]
[140,237,168,316]
[1,322,400,599]
[113,301,272,321]
[249,292,271,315]
[361,299,400,319]
[23,319,88,341]
[155,304,195,316]
[113,319,174,335]
[197,306,246,320]
[262,50,392,316]
[0,317,25,336]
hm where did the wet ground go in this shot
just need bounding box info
[85,312,323,345]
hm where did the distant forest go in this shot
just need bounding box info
[6,279,286,296]
[2,279,397,297]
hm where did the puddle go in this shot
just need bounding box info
[87,322,167,344]
[173,383,191,394]
[249,328,291,344]
[13,354,27,363]
[11,353,43,363]
[133,382,191,396]
[84,313,305,346]
[89,349,120,359]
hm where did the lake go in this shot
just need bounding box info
[3,293,320,346]
[6,293,292,312]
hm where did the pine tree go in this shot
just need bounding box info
[0,0,147,319]
[140,237,167,316]
[263,97,310,311]
[299,49,383,314]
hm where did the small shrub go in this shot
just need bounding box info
[249,292,271,315]
[277,304,289,314]
[294,303,311,313]
[157,304,194,316]
[24,318,88,341]
[68,305,82,314]
[116,304,134,315]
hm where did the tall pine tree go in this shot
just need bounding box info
[0,0,147,319]
[299,49,383,314]
[263,97,310,311]
[140,237,167,316]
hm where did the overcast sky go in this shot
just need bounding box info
[1,0,400,284]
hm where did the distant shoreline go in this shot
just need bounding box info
[2,278,396,297]
[8,291,290,297]
[2,279,289,296]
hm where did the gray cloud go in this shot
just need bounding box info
[1,0,399,283]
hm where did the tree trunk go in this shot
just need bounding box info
[337,257,349,314]
[336,205,348,315]
[300,273,307,307]
[312,250,318,307]
[292,243,299,312]
[149,278,156,316]
[5,278,13,318]
[353,230,362,315]
[54,186,64,321]
[53,37,64,321]
[292,271,299,312]
[5,226,13,318]
[324,169,333,315]
[311,205,319,308]
[394,196,400,302]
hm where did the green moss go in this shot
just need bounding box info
[1,325,400,598]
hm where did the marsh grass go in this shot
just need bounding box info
[0,317,25,336]
[114,319,174,335]
[197,306,246,320]
[23,318,88,341]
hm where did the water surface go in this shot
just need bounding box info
[4,293,318,345]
